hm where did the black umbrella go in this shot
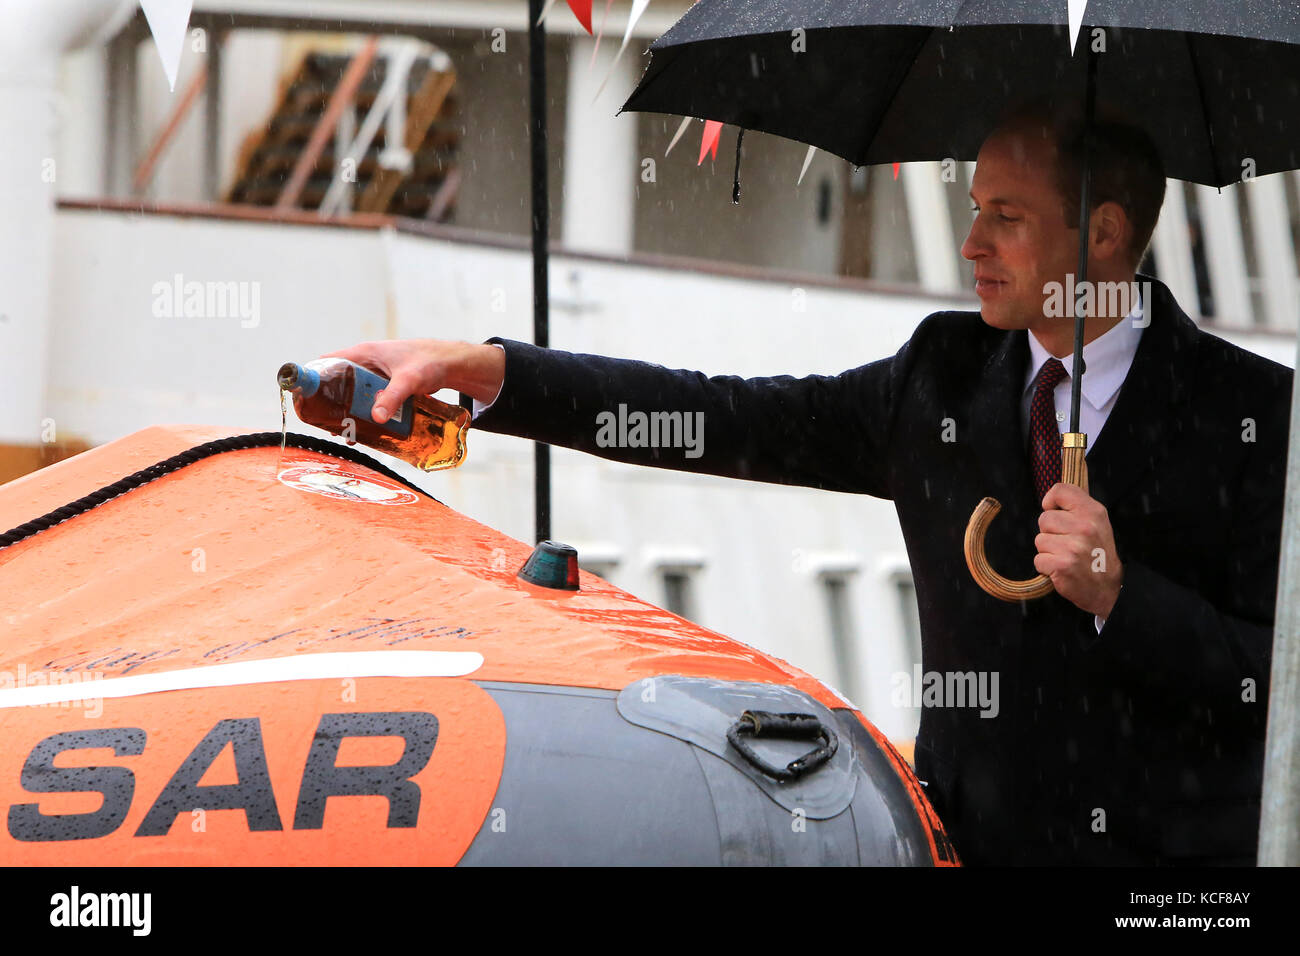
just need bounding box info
[620,0,1300,601]
[621,1,1300,185]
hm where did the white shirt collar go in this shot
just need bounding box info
[1024,286,1145,411]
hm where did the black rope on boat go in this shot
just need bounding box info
[0,432,439,551]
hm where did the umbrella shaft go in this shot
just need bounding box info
[1071,43,1100,435]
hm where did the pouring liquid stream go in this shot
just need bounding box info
[278,387,288,474]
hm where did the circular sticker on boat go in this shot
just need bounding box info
[277,462,419,505]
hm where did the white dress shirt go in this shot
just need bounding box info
[471,343,507,419]
[1022,288,1145,632]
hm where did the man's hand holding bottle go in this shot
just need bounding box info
[321,339,507,423]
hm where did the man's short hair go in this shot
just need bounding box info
[994,102,1167,269]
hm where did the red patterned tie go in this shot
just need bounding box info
[1029,358,1069,504]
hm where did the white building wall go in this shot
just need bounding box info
[562,34,637,255]
[56,45,110,198]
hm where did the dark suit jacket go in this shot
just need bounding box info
[473,273,1293,865]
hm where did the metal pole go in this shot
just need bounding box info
[528,0,551,543]
[1069,42,1099,433]
[1259,364,1300,865]
[204,26,225,200]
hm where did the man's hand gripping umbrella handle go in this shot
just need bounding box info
[964,433,1088,602]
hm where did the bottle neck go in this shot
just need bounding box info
[278,362,322,398]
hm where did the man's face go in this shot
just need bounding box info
[961,125,1078,333]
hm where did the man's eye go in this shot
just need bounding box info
[971,205,1017,223]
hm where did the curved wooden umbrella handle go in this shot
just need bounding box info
[964,433,1089,602]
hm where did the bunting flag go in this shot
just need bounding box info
[592,0,654,101]
[797,145,817,185]
[1068,0,1089,54]
[566,0,593,34]
[140,0,194,92]
[620,0,655,55]
[698,120,722,165]
[536,0,564,28]
[588,0,616,69]
[893,162,900,180]
[665,115,693,156]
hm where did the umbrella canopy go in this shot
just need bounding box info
[621,0,1300,186]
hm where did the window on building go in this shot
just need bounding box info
[820,572,860,705]
[649,551,705,621]
[892,570,922,672]
[661,568,694,619]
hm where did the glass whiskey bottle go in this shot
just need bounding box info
[278,358,470,471]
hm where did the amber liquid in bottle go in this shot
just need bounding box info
[277,358,470,471]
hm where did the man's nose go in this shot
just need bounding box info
[960,221,990,261]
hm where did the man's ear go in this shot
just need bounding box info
[1090,200,1130,265]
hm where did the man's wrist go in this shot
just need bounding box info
[1096,582,1124,631]
[1098,562,1125,618]
[449,341,506,406]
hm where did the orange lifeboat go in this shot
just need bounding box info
[0,426,957,865]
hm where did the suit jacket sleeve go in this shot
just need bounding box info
[1086,387,1289,698]
[469,331,923,499]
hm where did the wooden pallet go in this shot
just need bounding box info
[226,48,460,221]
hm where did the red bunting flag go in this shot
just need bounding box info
[698,120,722,165]
[566,0,593,34]
[893,162,900,180]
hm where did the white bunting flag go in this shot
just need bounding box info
[1068,0,1089,56]
[591,0,653,101]
[140,0,193,92]
[797,145,817,186]
[665,115,692,157]
[536,0,563,27]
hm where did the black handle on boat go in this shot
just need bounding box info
[725,710,838,781]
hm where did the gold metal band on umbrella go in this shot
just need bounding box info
[964,432,1088,602]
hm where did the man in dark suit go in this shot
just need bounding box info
[329,107,1292,865]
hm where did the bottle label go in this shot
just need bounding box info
[351,365,414,439]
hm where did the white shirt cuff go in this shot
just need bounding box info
[1094,584,1123,634]
[471,343,507,420]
